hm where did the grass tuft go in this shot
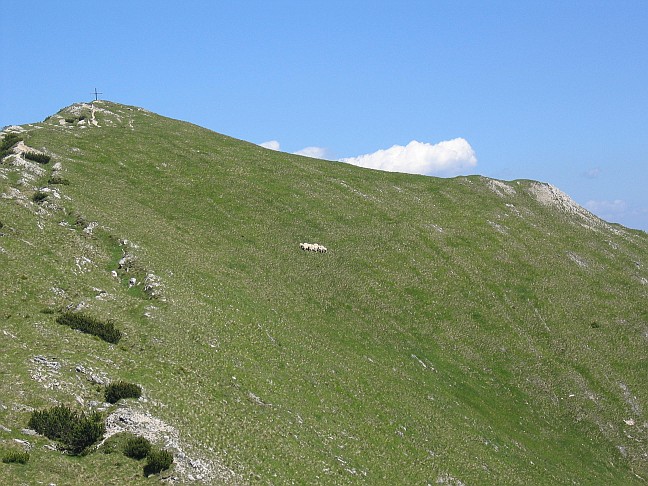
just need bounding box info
[2,450,30,464]
[48,175,70,185]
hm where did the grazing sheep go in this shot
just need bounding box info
[299,242,327,253]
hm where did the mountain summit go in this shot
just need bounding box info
[1,101,646,484]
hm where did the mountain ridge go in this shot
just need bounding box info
[0,101,646,484]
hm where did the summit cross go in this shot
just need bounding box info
[91,88,103,101]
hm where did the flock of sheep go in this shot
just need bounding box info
[300,242,328,253]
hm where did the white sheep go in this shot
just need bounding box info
[299,242,327,253]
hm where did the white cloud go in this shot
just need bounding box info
[583,168,601,178]
[339,138,477,176]
[294,146,330,159]
[585,199,627,215]
[259,140,331,159]
[584,200,648,230]
[259,137,477,176]
[259,140,281,151]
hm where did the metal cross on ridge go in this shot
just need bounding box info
[91,88,103,101]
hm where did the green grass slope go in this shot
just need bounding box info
[1,101,646,484]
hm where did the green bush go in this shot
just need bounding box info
[0,133,22,149]
[32,191,48,203]
[123,436,151,460]
[0,133,22,159]
[56,312,122,344]
[27,405,105,455]
[24,151,51,164]
[105,381,142,404]
[2,450,30,464]
[144,448,173,476]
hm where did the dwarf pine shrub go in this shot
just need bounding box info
[0,133,22,159]
[123,435,151,460]
[1,133,22,149]
[143,448,173,476]
[105,381,142,404]
[28,405,105,455]
[56,312,122,344]
[2,450,30,464]
[24,151,51,164]
[32,191,47,203]
[64,115,87,123]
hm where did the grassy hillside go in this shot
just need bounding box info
[1,101,646,484]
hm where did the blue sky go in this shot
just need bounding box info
[2,1,647,230]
